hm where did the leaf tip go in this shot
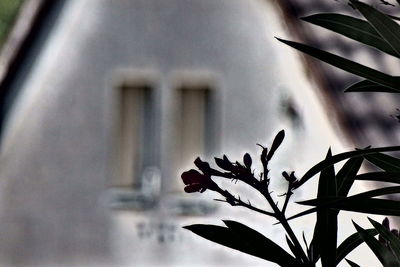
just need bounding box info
[352,221,363,232]
[275,37,287,43]
[300,15,312,22]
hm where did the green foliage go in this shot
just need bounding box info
[296,146,400,189]
[364,153,400,171]
[181,1,400,266]
[0,0,25,46]
[184,221,300,266]
[312,150,337,267]
[336,228,378,264]
[336,156,363,197]
[352,221,398,266]
[368,218,400,259]
[276,37,400,92]
[345,80,399,93]
[350,0,400,56]
[345,259,361,267]
[301,13,400,57]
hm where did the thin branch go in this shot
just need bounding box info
[282,184,294,215]
[258,166,309,263]
[215,188,276,218]
[211,156,308,263]
[233,197,276,218]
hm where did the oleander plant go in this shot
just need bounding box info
[181,1,400,266]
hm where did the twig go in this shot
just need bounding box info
[282,183,294,215]
[215,188,276,218]
[258,166,309,263]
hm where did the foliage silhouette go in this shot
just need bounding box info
[182,1,400,266]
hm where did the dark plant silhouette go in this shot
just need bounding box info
[182,1,400,266]
[183,131,311,266]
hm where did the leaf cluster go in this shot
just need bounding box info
[181,1,400,266]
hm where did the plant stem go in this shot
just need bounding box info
[279,213,309,263]
[258,184,309,263]
[216,188,276,218]
[281,184,293,215]
[214,170,309,263]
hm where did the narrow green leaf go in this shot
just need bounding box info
[353,221,398,266]
[285,235,298,259]
[355,171,400,183]
[222,220,301,265]
[302,13,399,58]
[286,206,319,223]
[350,0,400,57]
[276,38,400,92]
[346,259,361,267]
[295,146,400,189]
[364,153,400,172]
[308,240,319,263]
[336,229,378,264]
[302,198,400,216]
[312,149,337,267]
[183,222,299,266]
[300,186,400,206]
[345,79,400,93]
[302,231,309,252]
[336,157,363,197]
[291,186,400,219]
[366,182,400,197]
[317,149,337,197]
[369,217,400,261]
[302,232,315,262]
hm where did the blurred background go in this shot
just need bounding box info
[0,0,399,266]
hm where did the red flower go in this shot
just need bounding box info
[181,169,218,193]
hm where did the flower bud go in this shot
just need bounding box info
[382,217,390,230]
[194,157,211,173]
[282,171,296,183]
[267,130,285,161]
[181,169,218,193]
[215,155,233,171]
[243,153,252,169]
[261,147,268,165]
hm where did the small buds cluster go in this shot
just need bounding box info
[194,157,211,173]
[181,130,300,228]
[181,130,295,206]
[214,154,253,182]
[215,155,234,171]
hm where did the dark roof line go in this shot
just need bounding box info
[0,0,62,138]
[273,1,361,146]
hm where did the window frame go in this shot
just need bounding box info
[166,70,222,215]
[109,69,161,210]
